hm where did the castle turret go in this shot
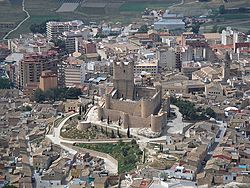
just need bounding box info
[141,99,152,118]
[105,94,111,109]
[97,107,103,121]
[150,113,166,132]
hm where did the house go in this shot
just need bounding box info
[212,148,232,161]
[64,100,79,113]
[166,134,185,145]
[205,82,224,99]
[130,178,153,188]
[33,155,51,170]
[71,165,90,180]
[186,144,207,170]
[165,163,195,180]
[196,172,213,187]
[94,176,108,188]
[40,169,64,188]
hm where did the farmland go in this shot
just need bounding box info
[0,0,250,39]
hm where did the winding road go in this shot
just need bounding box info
[2,0,30,40]
[46,112,118,174]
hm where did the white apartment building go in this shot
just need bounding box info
[221,27,246,45]
[134,60,158,75]
[64,63,86,87]
[46,20,84,41]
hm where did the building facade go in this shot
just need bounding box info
[46,20,84,41]
[19,51,59,90]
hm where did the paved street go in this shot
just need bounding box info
[166,105,191,134]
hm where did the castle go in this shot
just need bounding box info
[97,61,169,133]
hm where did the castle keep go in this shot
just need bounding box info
[98,61,169,133]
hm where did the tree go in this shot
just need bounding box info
[66,87,82,99]
[25,105,32,111]
[34,89,45,102]
[105,125,108,136]
[211,25,218,33]
[218,26,226,33]
[92,95,95,105]
[219,5,225,14]
[111,130,115,138]
[117,127,121,138]
[191,23,201,34]
[107,116,110,124]
[127,126,131,138]
[4,185,17,188]
[239,7,247,13]
[79,105,82,115]
[30,22,47,34]
[205,107,216,118]
[52,39,66,51]
[131,139,137,145]
[77,115,81,120]
[45,89,55,101]
[118,117,121,126]
[138,25,149,33]
[0,78,11,89]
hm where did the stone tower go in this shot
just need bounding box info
[222,51,231,82]
[113,61,134,100]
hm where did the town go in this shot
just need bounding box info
[0,1,250,188]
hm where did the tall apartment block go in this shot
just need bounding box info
[46,20,84,41]
[19,51,59,90]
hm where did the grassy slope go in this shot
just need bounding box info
[77,141,142,174]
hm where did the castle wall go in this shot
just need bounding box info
[135,87,157,99]
[141,91,162,118]
[123,115,151,129]
[102,108,122,122]
[98,106,165,132]
[110,99,140,116]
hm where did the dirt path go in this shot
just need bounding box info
[2,0,30,40]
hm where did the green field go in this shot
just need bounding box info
[77,140,143,174]
[1,0,250,39]
[120,1,179,12]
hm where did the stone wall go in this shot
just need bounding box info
[125,114,151,129]
[136,87,156,99]
[77,121,91,131]
[141,91,161,118]
[110,99,141,116]
[102,108,122,122]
